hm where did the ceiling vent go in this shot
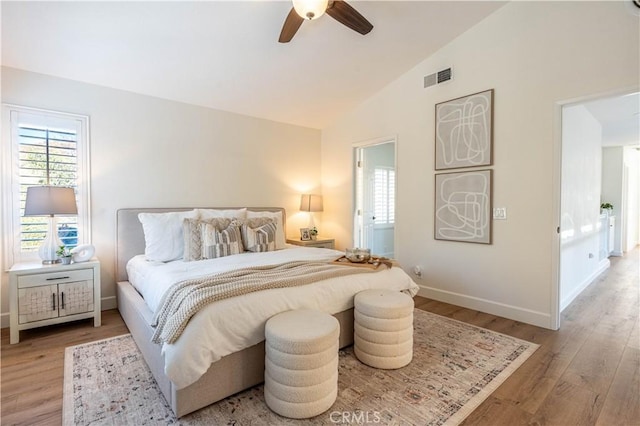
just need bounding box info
[424,67,452,88]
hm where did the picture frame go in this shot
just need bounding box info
[435,89,494,170]
[434,169,492,244]
[300,228,311,241]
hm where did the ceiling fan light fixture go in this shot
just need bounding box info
[292,0,329,20]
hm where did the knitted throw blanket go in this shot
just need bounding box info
[151,260,387,344]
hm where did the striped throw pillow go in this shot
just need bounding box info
[183,218,232,262]
[201,221,244,259]
[242,221,278,252]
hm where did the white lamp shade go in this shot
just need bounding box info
[300,194,323,212]
[292,0,328,20]
[24,186,78,216]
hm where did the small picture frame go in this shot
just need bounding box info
[300,228,311,241]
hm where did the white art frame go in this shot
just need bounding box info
[434,169,492,244]
[435,89,494,170]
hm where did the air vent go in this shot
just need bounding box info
[424,67,453,89]
[437,68,452,83]
[423,73,437,88]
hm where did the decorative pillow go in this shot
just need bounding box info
[240,217,272,247]
[197,208,247,221]
[138,210,198,262]
[183,218,232,262]
[242,221,278,253]
[201,221,244,259]
[246,210,286,249]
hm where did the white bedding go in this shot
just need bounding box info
[126,247,419,389]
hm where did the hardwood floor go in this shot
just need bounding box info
[419,246,640,426]
[1,310,128,426]
[1,247,638,425]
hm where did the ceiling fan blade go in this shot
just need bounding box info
[326,0,373,35]
[279,8,304,43]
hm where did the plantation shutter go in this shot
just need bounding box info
[18,124,79,250]
[373,168,395,225]
[4,106,91,264]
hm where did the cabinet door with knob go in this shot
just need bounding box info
[9,259,101,344]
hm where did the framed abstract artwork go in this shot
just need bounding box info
[435,89,494,170]
[434,169,492,244]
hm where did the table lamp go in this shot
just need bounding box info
[300,194,323,231]
[24,186,78,264]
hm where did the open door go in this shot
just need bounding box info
[354,139,396,258]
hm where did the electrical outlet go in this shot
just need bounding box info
[493,207,507,220]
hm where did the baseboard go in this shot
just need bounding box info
[101,295,117,310]
[560,259,610,311]
[1,295,118,329]
[417,285,553,329]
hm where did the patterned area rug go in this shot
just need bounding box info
[63,309,538,425]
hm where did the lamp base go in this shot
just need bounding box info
[38,215,64,264]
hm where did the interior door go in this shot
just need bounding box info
[354,140,396,258]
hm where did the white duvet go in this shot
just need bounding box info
[127,247,419,389]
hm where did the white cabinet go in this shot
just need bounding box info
[9,259,101,344]
[608,216,616,255]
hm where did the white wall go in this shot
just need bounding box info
[320,1,639,328]
[602,146,640,254]
[623,147,640,250]
[1,67,322,324]
[602,147,625,255]
[560,105,605,311]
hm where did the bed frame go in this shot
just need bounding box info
[115,207,355,417]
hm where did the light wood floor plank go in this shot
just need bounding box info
[530,380,602,425]
[596,347,640,426]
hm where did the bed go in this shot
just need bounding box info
[115,207,419,417]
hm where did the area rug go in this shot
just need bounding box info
[63,309,538,425]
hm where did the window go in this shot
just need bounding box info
[373,167,395,225]
[2,105,91,265]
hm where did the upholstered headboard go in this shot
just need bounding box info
[115,207,286,282]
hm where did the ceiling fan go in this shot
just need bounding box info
[279,0,373,43]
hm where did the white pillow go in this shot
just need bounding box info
[138,210,198,262]
[246,210,286,249]
[196,208,247,221]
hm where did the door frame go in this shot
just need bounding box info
[552,86,639,331]
[352,135,398,256]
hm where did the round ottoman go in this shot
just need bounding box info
[354,289,414,369]
[264,309,339,419]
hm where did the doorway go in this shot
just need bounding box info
[353,138,396,258]
[556,90,640,329]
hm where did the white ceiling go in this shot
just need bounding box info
[1,0,507,129]
[583,92,640,147]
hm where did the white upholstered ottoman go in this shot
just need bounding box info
[264,309,339,419]
[354,289,414,369]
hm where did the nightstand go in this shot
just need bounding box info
[9,259,101,344]
[286,237,335,249]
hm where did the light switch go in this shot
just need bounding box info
[493,207,507,220]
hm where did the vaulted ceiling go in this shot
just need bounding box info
[2,1,506,129]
